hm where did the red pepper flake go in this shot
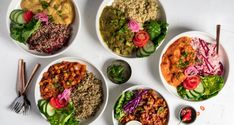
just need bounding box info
[200,106,205,111]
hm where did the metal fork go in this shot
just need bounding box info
[22,64,40,114]
[10,60,40,114]
[10,59,24,113]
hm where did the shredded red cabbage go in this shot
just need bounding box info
[35,12,49,25]
[123,90,148,114]
[191,37,224,76]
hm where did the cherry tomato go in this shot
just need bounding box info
[23,11,33,23]
[49,97,68,109]
[133,30,150,47]
[49,97,61,109]
[183,76,200,90]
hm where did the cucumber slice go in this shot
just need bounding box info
[16,11,25,24]
[194,83,204,94]
[10,9,21,22]
[186,90,194,99]
[42,102,48,115]
[143,41,155,54]
[38,100,46,112]
[38,100,47,107]
[190,90,200,98]
[46,103,55,116]
[136,49,142,57]
[139,48,150,57]
[13,11,23,23]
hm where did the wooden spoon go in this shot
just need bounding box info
[216,24,221,54]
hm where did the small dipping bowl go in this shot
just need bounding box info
[178,105,197,124]
[126,120,142,125]
[107,59,132,84]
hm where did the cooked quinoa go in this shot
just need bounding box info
[71,72,103,120]
[112,0,160,24]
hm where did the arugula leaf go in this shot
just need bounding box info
[47,102,79,125]
[10,19,41,44]
[201,75,224,96]
[144,20,161,40]
[144,20,168,46]
[177,85,187,99]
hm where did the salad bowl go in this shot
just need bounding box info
[159,31,229,102]
[96,0,167,58]
[34,57,109,124]
[7,0,81,58]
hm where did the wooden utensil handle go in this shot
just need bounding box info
[23,64,40,93]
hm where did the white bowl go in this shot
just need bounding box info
[34,57,109,124]
[112,85,170,125]
[96,0,167,58]
[159,31,230,102]
[6,0,81,58]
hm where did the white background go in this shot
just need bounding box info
[0,0,234,125]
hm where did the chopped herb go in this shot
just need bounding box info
[40,0,49,9]
[177,59,189,68]
[54,5,58,10]
[181,51,188,57]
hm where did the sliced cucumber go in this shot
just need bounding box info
[13,11,23,23]
[16,11,25,24]
[139,48,150,57]
[190,90,200,98]
[38,100,46,113]
[10,9,21,22]
[42,102,48,115]
[194,83,204,94]
[38,100,47,107]
[46,103,55,116]
[136,49,142,57]
[143,41,155,54]
[186,90,194,99]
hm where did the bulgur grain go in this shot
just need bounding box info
[112,0,160,24]
[71,72,103,120]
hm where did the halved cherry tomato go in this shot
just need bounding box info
[23,11,33,23]
[183,76,200,90]
[182,112,192,122]
[133,30,150,47]
[50,97,61,109]
[49,97,68,109]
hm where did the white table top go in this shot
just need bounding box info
[0,0,234,125]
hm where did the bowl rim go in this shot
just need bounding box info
[6,0,81,58]
[158,31,230,102]
[111,84,170,125]
[95,0,168,59]
[34,56,109,124]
